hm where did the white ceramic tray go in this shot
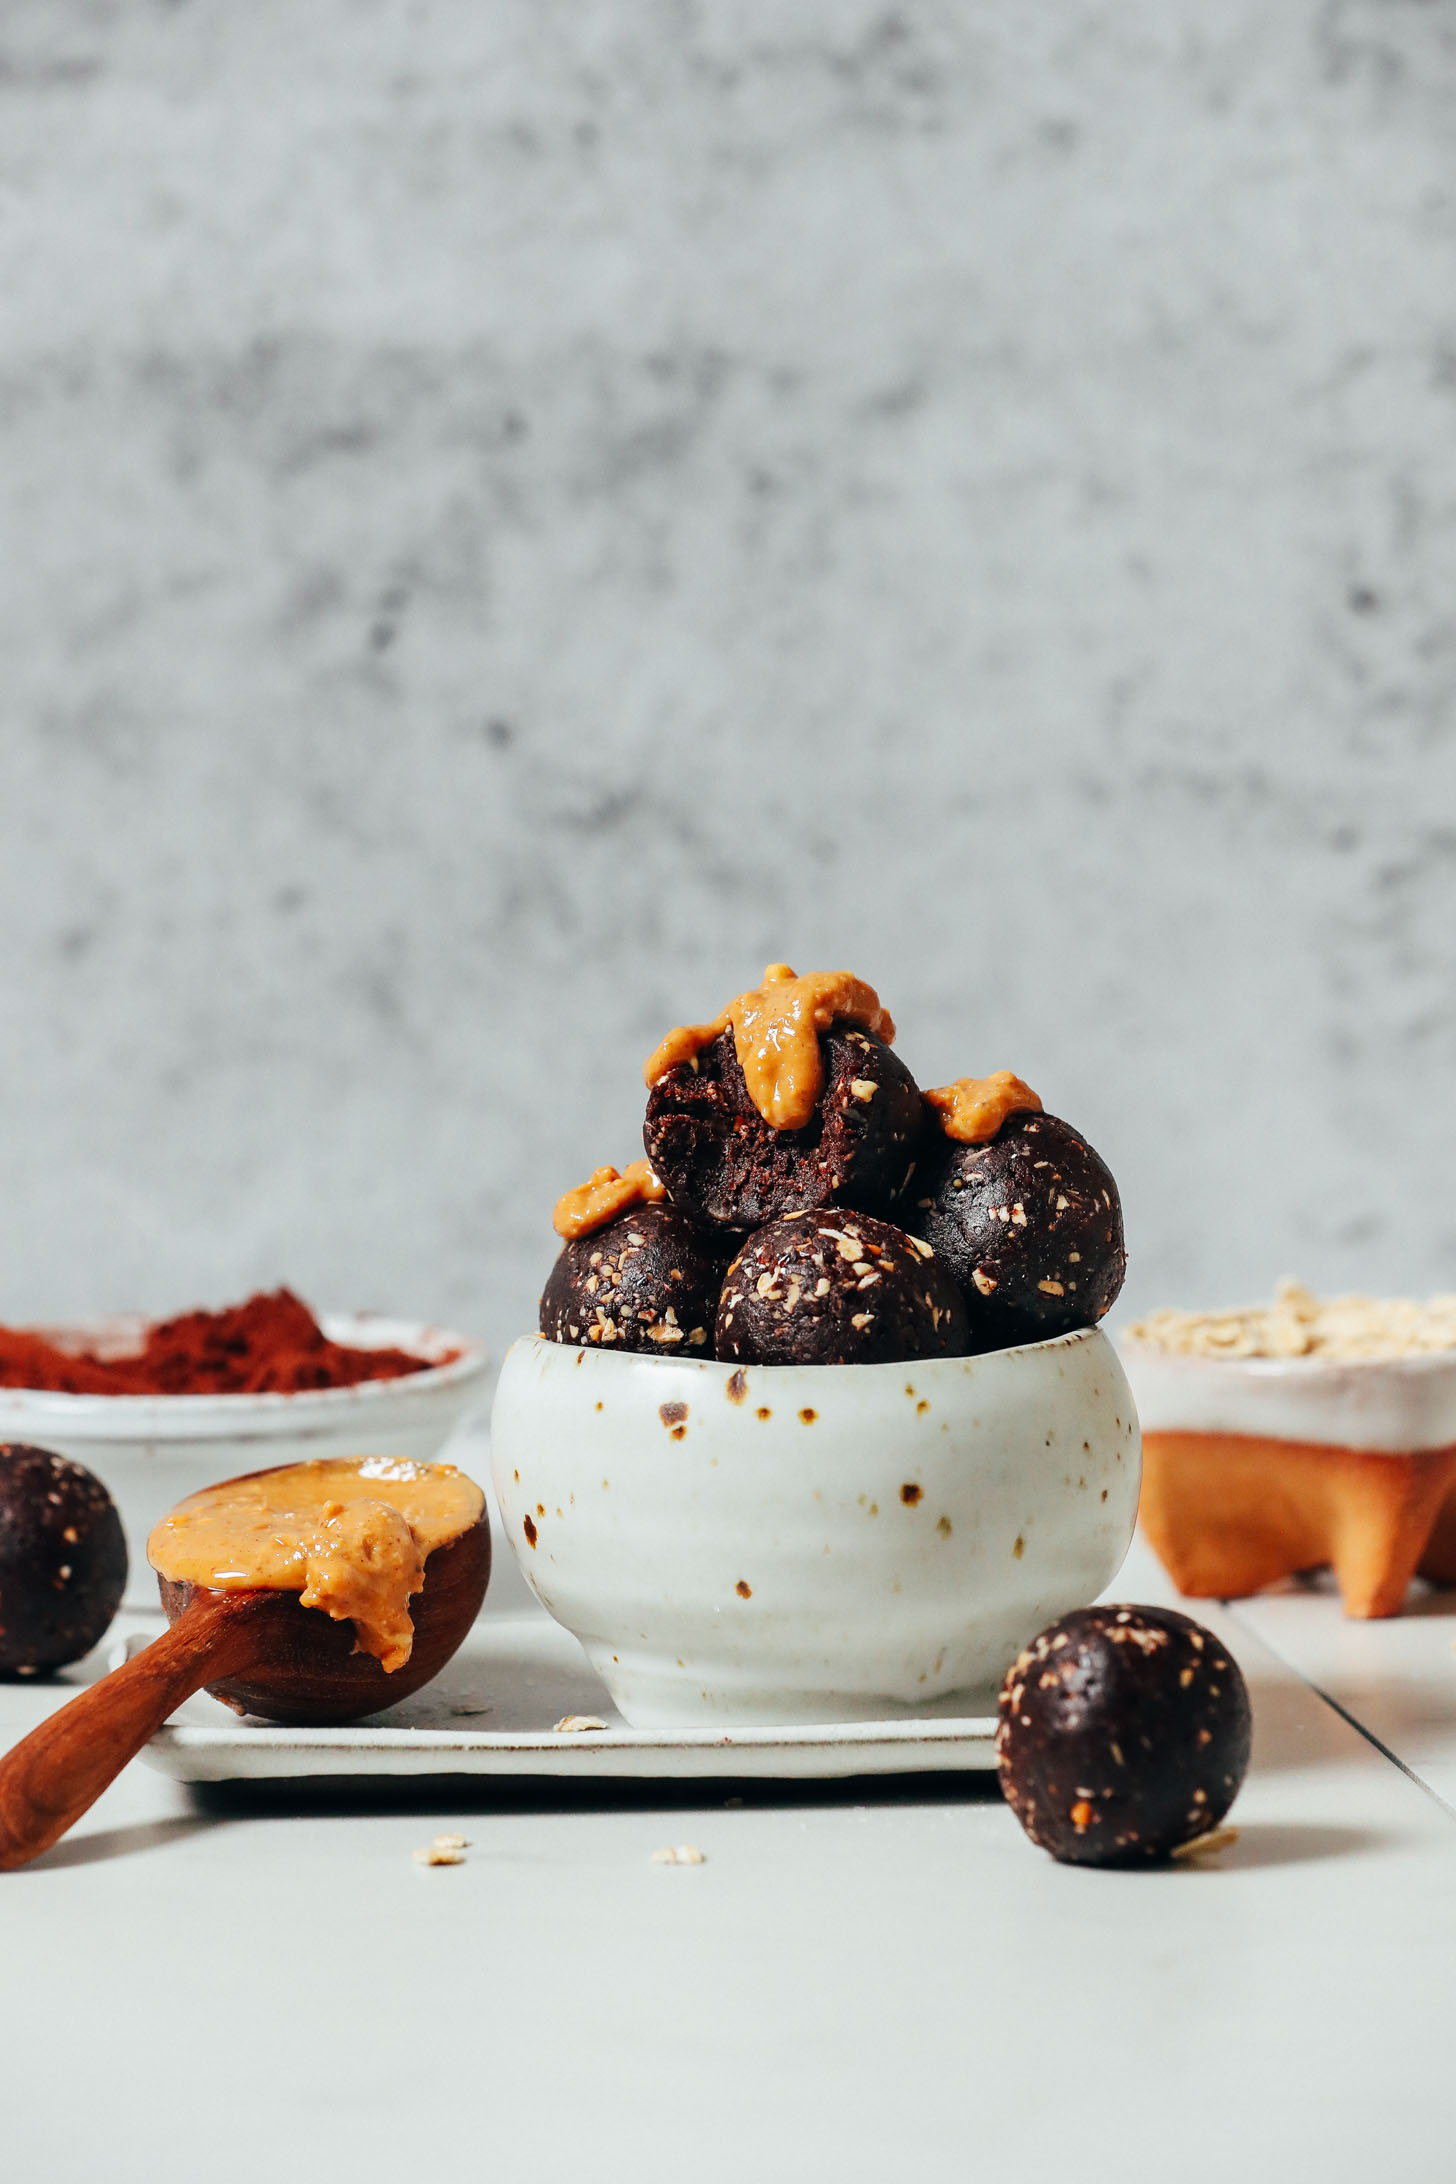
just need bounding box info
[117,1610,998,1783]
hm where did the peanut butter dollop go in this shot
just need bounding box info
[553,1159,666,1241]
[147,1457,484,1673]
[923,1072,1043,1143]
[643,964,896,1131]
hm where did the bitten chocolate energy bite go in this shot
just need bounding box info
[540,1203,726,1355]
[997,1605,1251,1867]
[0,1445,128,1676]
[716,1211,969,1366]
[643,968,922,1232]
[913,1106,1125,1348]
[538,977,1127,1368]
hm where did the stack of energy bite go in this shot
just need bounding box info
[539,966,1126,1367]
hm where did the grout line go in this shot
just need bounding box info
[1222,1598,1456,1828]
[1289,1679,1456,1826]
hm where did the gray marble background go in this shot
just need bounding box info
[1,0,1454,1366]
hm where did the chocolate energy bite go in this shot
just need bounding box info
[716,1211,969,1366]
[913,1109,1125,1348]
[540,1203,726,1355]
[996,1605,1252,1866]
[0,1444,128,1676]
[645,1025,922,1233]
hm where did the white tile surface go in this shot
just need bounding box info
[2,1535,1454,2183]
[1230,1573,1456,1818]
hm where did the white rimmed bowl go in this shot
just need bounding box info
[0,1314,490,1600]
[1117,1335,1456,1453]
[490,1328,1141,1728]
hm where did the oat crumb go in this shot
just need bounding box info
[1170,1826,1239,1861]
[555,1714,608,1733]
[414,1834,470,1866]
[652,1843,706,1865]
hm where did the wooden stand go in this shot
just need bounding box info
[1139,1431,1456,1618]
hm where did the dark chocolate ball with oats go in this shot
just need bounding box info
[912,1110,1124,1348]
[540,1203,726,1356]
[644,1026,922,1234]
[716,1210,969,1366]
[997,1605,1251,1867]
[0,1444,128,1676]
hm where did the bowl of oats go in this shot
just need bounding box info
[1120,1283,1456,1617]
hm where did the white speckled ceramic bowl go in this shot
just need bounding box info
[491,1328,1140,1727]
[0,1315,490,1600]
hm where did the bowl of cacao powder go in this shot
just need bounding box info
[0,1290,489,1595]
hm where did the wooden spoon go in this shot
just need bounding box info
[0,1511,490,1871]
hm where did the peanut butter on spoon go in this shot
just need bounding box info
[0,1457,489,1872]
[644,965,896,1131]
[147,1457,484,1673]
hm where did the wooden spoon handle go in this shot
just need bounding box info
[0,1591,283,1871]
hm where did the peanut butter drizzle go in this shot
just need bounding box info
[643,964,896,1131]
[553,1159,666,1241]
[147,1457,484,1673]
[923,1072,1043,1144]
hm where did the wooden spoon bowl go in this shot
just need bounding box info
[0,1494,490,1869]
[156,1515,490,1725]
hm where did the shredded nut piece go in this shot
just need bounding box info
[1125,1281,1456,1360]
[652,1843,706,1865]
